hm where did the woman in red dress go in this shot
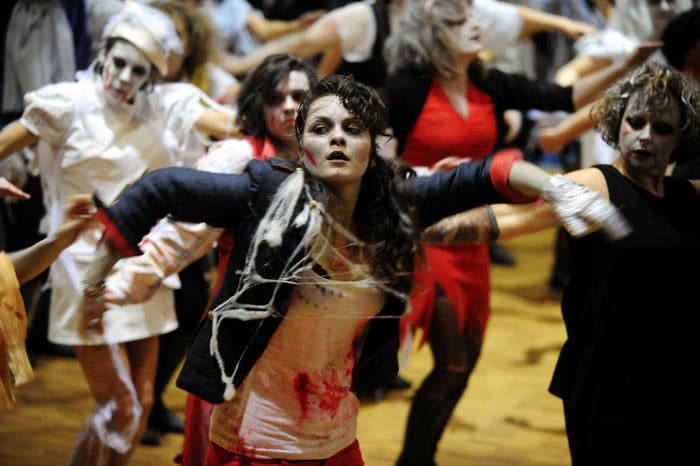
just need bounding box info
[382,1,658,464]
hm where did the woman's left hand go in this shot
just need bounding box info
[543,174,631,239]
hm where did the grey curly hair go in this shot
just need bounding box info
[384,0,471,78]
[591,61,700,165]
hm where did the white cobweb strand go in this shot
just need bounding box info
[207,170,408,401]
[209,169,320,400]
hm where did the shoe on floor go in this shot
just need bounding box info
[489,243,516,266]
[148,403,185,434]
[140,425,161,446]
[388,375,412,390]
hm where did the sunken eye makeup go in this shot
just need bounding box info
[111,57,148,77]
[307,118,366,136]
[265,91,307,106]
[625,115,677,136]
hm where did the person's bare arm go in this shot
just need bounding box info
[195,109,242,140]
[246,9,324,42]
[317,42,343,78]
[571,42,661,109]
[0,123,39,162]
[537,103,596,153]
[9,195,94,284]
[555,55,612,87]
[0,177,30,200]
[218,13,341,76]
[516,4,597,41]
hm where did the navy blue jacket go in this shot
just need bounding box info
[99,156,523,403]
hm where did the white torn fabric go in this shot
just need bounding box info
[104,139,254,305]
[66,343,142,464]
[543,174,632,240]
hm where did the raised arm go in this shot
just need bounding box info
[9,195,94,284]
[217,9,342,76]
[516,4,597,41]
[571,42,661,109]
[247,9,323,42]
[0,177,30,201]
[195,109,242,140]
[537,103,596,153]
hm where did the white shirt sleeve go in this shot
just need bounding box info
[20,82,77,145]
[327,1,377,63]
[472,0,523,57]
[151,82,231,167]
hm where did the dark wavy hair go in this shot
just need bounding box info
[236,54,318,139]
[295,74,419,292]
[590,61,700,165]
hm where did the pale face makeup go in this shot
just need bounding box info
[450,4,482,57]
[618,92,681,174]
[102,41,151,106]
[301,95,372,190]
[165,13,189,80]
[263,71,310,144]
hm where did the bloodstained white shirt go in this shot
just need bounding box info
[209,268,386,459]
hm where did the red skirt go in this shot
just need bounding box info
[402,243,491,346]
[205,439,364,466]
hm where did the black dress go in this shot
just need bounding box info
[550,164,700,465]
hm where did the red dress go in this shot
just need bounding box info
[400,79,504,345]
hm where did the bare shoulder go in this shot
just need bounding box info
[564,167,609,198]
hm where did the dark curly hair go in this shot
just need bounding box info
[295,74,419,292]
[590,61,700,165]
[236,54,318,139]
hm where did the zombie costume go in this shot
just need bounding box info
[19,76,219,345]
[550,164,700,464]
[97,151,530,460]
[384,63,574,344]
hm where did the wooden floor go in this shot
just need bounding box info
[0,230,571,466]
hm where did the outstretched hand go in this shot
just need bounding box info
[543,174,631,239]
[0,177,30,200]
[54,195,96,247]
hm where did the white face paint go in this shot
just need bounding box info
[301,95,372,189]
[618,92,681,173]
[263,71,310,144]
[450,4,482,56]
[165,14,189,80]
[102,41,152,106]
